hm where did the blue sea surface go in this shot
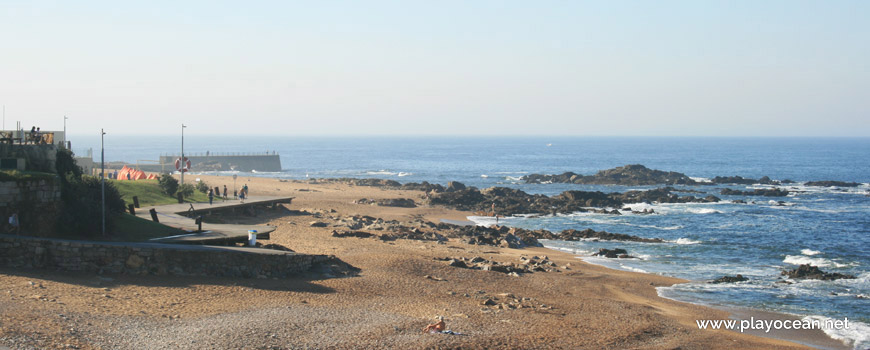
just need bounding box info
[73,136,870,348]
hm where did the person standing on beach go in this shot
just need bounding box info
[208,188,214,205]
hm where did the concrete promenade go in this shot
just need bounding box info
[134,196,293,244]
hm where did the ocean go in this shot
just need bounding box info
[73,135,870,348]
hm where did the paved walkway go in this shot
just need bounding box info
[134,196,293,244]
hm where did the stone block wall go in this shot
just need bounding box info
[0,178,61,235]
[0,144,58,173]
[0,234,330,278]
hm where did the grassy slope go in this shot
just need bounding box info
[111,179,209,207]
[110,213,188,242]
[0,170,57,181]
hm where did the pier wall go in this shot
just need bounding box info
[154,154,282,172]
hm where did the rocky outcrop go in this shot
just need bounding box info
[781,264,856,280]
[804,181,861,188]
[355,198,416,208]
[720,188,789,197]
[558,229,664,243]
[592,248,634,259]
[429,186,717,216]
[523,164,699,186]
[440,255,560,275]
[331,230,374,238]
[710,275,748,283]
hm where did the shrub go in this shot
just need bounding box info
[195,180,210,194]
[178,183,195,198]
[58,174,126,237]
[158,174,179,196]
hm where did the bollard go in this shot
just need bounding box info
[149,208,159,222]
[177,192,183,204]
[132,196,140,208]
[195,216,203,232]
[128,204,136,215]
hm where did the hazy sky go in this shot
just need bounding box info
[1,1,868,137]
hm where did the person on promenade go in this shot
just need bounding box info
[223,185,228,201]
[208,188,214,205]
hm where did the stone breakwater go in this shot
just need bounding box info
[0,234,333,278]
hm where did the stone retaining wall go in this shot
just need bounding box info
[0,234,330,278]
[0,178,61,235]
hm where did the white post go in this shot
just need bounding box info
[101,129,106,237]
[181,124,186,187]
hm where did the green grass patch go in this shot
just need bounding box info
[111,179,209,207]
[0,170,57,181]
[110,213,188,242]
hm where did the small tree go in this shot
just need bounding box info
[158,174,179,196]
[179,183,195,198]
[195,180,210,194]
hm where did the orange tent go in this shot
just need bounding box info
[115,166,148,180]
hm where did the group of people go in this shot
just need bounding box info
[28,126,44,144]
[206,184,248,205]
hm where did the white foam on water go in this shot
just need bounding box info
[669,238,701,245]
[621,222,683,230]
[621,265,649,273]
[365,170,397,175]
[623,202,729,216]
[480,174,488,178]
[687,208,722,214]
[801,249,822,256]
[397,172,412,177]
[801,315,870,350]
[783,255,852,268]
[505,176,523,181]
[689,176,712,183]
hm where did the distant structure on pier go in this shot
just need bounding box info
[156,152,282,172]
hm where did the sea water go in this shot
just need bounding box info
[74,135,870,348]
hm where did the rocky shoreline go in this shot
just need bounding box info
[521,164,862,188]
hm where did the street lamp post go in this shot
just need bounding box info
[181,124,186,187]
[101,129,106,237]
[63,115,68,146]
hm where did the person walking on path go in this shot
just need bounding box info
[208,188,214,205]
[223,185,228,201]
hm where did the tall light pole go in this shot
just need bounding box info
[63,115,68,146]
[101,129,106,237]
[181,124,186,187]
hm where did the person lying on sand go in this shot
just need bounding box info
[422,316,445,333]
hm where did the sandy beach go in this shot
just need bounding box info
[0,175,843,349]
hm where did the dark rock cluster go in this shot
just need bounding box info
[804,181,861,188]
[710,275,749,283]
[439,255,561,275]
[429,185,718,216]
[781,264,856,281]
[592,248,635,259]
[354,198,417,208]
[720,188,790,197]
[523,164,699,185]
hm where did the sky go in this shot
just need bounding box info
[1,1,868,137]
